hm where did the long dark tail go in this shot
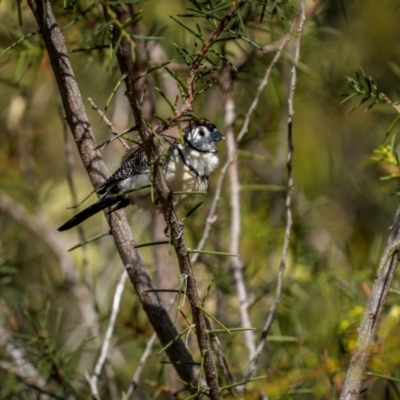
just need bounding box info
[58,196,128,231]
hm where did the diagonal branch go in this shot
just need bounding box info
[27,0,199,391]
[180,1,243,116]
[104,3,231,397]
[340,98,400,400]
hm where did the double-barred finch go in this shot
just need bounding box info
[58,118,224,231]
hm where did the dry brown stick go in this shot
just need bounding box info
[339,209,400,399]
[27,0,199,391]
[245,0,306,382]
[340,96,400,399]
[123,291,180,399]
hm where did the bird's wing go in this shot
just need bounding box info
[98,122,192,195]
[98,146,150,195]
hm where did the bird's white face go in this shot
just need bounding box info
[185,123,224,152]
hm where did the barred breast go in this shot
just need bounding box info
[163,147,209,207]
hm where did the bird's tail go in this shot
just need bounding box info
[58,196,127,231]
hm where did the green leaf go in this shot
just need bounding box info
[133,241,169,249]
[0,31,39,57]
[196,305,231,334]
[170,16,204,41]
[68,232,111,252]
[155,87,176,112]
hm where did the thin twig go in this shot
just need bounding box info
[245,0,306,381]
[380,92,400,115]
[123,286,195,399]
[123,332,157,399]
[221,67,256,361]
[86,271,129,398]
[88,97,130,149]
[179,1,243,115]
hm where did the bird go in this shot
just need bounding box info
[58,118,224,231]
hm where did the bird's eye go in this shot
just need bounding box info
[198,129,205,137]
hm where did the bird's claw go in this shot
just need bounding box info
[163,220,184,239]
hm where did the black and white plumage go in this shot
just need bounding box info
[58,119,224,231]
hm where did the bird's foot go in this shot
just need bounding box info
[163,220,184,239]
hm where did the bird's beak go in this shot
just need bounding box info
[211,127,225,142]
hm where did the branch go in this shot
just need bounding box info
[123,332,157,399]
[245,0,306,381]
[179,1,243,117]
[221,67,255,361]
[27,0,199,389]
[86,271,129,399]
[104,3,242,398]
[340,95,400,400]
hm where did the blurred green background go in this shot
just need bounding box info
[1,0,400,398]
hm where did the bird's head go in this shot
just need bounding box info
[184,119,224,152]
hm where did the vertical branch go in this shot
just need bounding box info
[221,67,256,361]
[27,0,200,390]
[245,0,306,381]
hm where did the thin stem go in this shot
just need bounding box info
[86,271,128,397]
[245,0,306,381]
[88,97,130,149]
[123,332,157,399]
[221,67,255,361]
